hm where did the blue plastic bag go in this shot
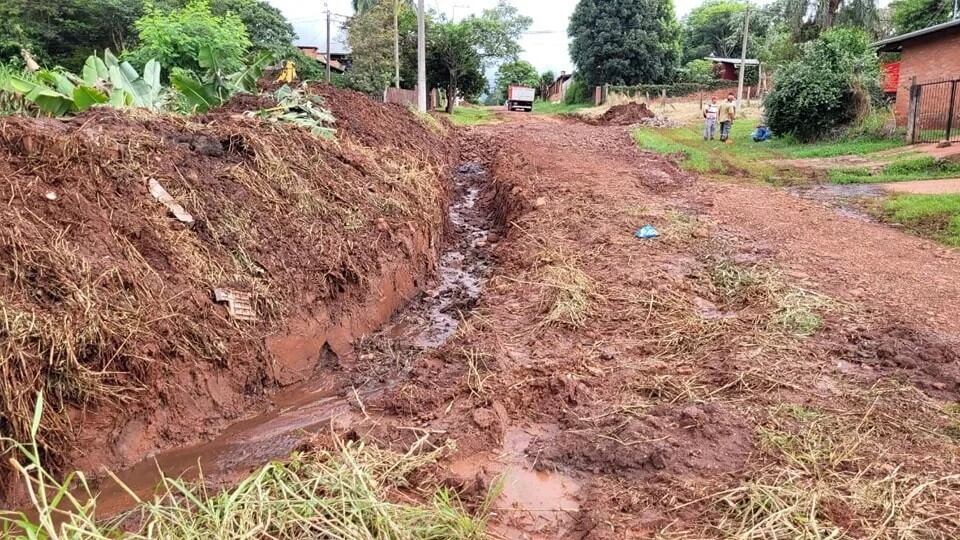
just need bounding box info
[635,225,660,239]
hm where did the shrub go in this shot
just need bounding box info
[681,59,716,84]
[127,0,251,76]
[564,78,590,105]
[764,27,881,142]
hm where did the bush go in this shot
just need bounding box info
[681,59,716,84]
[764,27,881,142]
[564,78,591,105]
[127,0,251,76]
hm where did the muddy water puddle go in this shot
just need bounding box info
[451,425,581,540]
[786,183,885,221]
[383,162,493,347]
[92,162,495,514]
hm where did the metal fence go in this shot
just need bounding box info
[907,78,960,144]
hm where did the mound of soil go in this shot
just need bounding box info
[0,86,453,499]
[599,102,656,126]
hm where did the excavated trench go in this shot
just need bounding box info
[90,161,498,515]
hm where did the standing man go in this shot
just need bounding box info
[718,93,737,142]
[703,96,719,141]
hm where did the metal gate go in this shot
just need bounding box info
[908,78,960,144]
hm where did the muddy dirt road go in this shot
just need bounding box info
[75,110,959,538]
[391,113,959,538]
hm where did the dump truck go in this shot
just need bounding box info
[506,85,535,112]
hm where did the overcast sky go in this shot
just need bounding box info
[268,0,744,75]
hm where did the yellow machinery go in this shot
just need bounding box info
[276,61,297,84]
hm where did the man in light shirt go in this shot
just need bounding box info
[718,93,737,142]
[703,96,719,141]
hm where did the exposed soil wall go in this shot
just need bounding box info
[0,87,454,500]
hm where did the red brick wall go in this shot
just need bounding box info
[894,27,960,125]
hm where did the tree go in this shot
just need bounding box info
[538,70,556,98]
[427,1,532,113]
[683,0,750,62]
[890,0,953,34]
[764,27,880,141]
[494,60,538,102]
[0,0,144,70]
[427,22,486,112]
[127,0,251,75]
[344,0,418,95]
[569,0,683,87]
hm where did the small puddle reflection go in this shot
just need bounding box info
[452,425,581,540]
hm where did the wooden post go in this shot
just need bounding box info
[325,9,331,83]
[906,76,919,144]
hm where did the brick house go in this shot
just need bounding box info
[874,18,960,126]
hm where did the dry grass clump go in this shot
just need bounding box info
[714,404,960,539]
[0,104,449,479]
[1,407,493,539]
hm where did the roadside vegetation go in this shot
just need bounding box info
[883,194,960,246]
[532,100,591,115]
[446,105,496,126]
[1,402,493,539]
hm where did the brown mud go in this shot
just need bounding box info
[90,156,500,515]
[0,86,453,504]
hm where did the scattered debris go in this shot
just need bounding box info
[148,178,194,224]
[213,288,258,321]
[635,224,660,239]
[44,191,57,201]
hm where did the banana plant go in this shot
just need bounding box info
[172,46,273,113]
[0,51,164,116]
[254,84,337,139]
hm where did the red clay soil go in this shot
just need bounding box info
[0,86,453,503]
[327,115,960,538]
[598,102,656,125]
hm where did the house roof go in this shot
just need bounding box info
[873,18,960,51]
[705,56,760,66]
[555,73,573,84]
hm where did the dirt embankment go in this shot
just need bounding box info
[0,86,454,500]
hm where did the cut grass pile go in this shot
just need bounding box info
[446,106,496,126]
[715,403,960,538]
[883,193,960,246]
[830,155,960,184]
[1,402,493,539]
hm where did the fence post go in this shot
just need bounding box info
[906,77,919,144]
[946,81,957,142]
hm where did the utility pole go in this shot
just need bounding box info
[394,0,400,88]
[325,8,332,83]
[417,0,426,111]
[736,8,751,111]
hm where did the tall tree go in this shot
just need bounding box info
[345,0,418,95]
[890,0,953,34]
[683,0,773,63]
[493,59,538,102]
[568,0,683,87]
[428,1,532,113]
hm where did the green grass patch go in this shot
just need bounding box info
[830,156,960,184]
[531,100,591,115]
[772,138,905,159]
[446,106,495,126]
[632,119,906,183]
[883,193,960,245]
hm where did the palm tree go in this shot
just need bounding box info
[352,0,380,14]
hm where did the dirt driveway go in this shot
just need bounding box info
[374,112,960,539]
